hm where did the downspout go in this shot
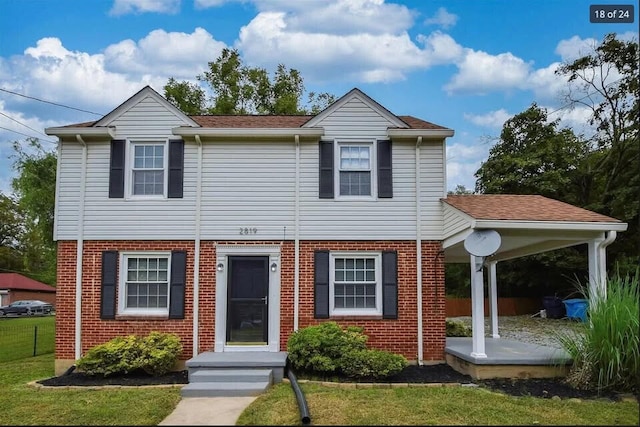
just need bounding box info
[74,134,87,360]
[294,135,300,331]
[597,230,617,301]
[415,136,423,365]
[193,135,203,357]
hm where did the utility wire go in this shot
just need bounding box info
[0,87,103,116]
[0,126,56,144]
[0,111,51,139]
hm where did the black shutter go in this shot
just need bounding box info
[169,250,187,319]
[319,141,334,199]
[314,250,330,318]
[382,251,398,319]
[109,140,125,198]
[168,139,184,198]
[377,139,393,198]
[101,251,118,319]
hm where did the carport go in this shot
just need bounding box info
[440,195,628,377]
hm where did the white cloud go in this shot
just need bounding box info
[0,29,226,124]
[554,35,598,62]
[464,109,513,129]
[109,0,181,15]
[446,142,488,191]
[445,50,532,94]
[237,9,463,83]
[104,28,226,78]
[424,7,458,29]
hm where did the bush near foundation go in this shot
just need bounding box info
[446,319,472,337]
[76,332,182,377]
[287,321,407,379]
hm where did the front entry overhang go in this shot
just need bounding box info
[441,195,628,358]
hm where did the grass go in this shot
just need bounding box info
[0,315,56,362]
[238,382,640,426]
[0,354,181,426]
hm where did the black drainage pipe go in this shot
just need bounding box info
[62,364,76,376]
[287,367,311,425]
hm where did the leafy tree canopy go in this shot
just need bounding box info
[164,48,336,115]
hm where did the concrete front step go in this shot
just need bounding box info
[181,381,271,397]
[189,368,273,384]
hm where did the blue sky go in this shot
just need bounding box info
[0,0,638,193]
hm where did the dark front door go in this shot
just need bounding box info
[227,256,269,344]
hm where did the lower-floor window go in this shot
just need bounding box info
[330,252,381,316]
[119,252,170,315]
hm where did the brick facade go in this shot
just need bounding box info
[55,239,445,371]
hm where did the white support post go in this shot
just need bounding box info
[470,255,487,358]
[487,261,499,338]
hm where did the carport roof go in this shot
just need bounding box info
[442,194,621,223]
[441,195,627,263]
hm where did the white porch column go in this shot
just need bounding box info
[470,255,487,358]
[487,261,499,338]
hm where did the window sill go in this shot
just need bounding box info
[330,315,384,321]
[115,314,170,321]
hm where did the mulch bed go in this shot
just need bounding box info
[37,364,638,402]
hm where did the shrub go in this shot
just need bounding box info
[554,269,639,392]
[446,319,472,337]
[340,349,408,379]
[287,322,367,374]
[76,332,182,377]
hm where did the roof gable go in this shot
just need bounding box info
[94,86,199,128]
[303,88,407,129]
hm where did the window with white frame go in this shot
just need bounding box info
[119,253,170,315]
[330,253,381,316]
[130,142,166,196]
[338,143,374,197]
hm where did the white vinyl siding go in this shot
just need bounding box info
[443,204,473,239]
[199,141,296,240]
[54,90,448,241]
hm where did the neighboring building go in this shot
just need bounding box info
[0,273,56,307]
[46,86,626,375]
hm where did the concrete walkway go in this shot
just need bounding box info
[158,396,257,426]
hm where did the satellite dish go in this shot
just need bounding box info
[464,230,501,257]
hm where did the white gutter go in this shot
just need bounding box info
[596,230,617,301]
[193,135,203,357]
[415,136,423,365]
[74,134,87,360]
[294,135,300,331]
[173,127,324,138]
[45,127,116,138]
[388,129,454,139]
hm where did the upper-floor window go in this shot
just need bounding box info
[130,142,166,196]
[336,141,376,199]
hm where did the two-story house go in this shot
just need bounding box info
[46,86,626,381]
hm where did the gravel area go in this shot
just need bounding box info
[448,315,586,349]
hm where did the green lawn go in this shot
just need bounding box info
[238,382,640,426]
[0,354,181,426]
[0,315,55,362]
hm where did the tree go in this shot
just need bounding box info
[163,78,207,115]
[555,32,639,270]
[165,48,335,115]
[0,192,24,274]
[475,103,587,203]
[10,138,57,284]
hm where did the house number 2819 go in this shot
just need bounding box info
[239,227,258,235]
